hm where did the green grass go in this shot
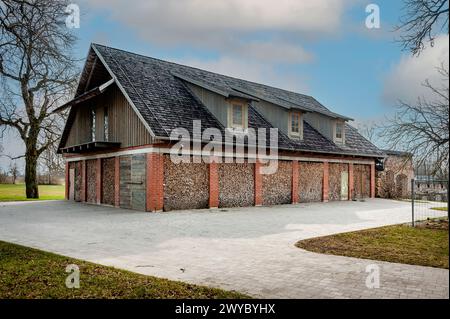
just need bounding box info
[0,183,64,201]
[0,240,249,299]
[431,206,448,211]
[296,223,449,269]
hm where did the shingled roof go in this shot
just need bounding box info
[62,43,383,157]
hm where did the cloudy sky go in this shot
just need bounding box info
[1,0,448,171]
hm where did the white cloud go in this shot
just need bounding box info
[82,0,348,64]
[383,34,449,104]
[87,0,345,34]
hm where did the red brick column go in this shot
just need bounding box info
[348,163,354,201]
[292,160,299,204]
[254,160,263,206]
[209,157,219,208]
[65,162,69,200]
[146,153,164,212]
[114,156,120,207]
[96,158,102,204]
[370,162,376,198]
[81,160,86,202]
[322,161,329,202]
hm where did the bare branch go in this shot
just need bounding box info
[380,65,449,176]
[395,0,449,55]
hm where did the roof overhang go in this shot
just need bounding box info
[59,141,121,154]
[54,79,115,113]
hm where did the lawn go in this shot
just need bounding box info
[0,183,65,201]
[431,206,448,211]
[296,221,449,269]
[0,240,248,299]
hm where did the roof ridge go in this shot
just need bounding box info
[91,43,319,101]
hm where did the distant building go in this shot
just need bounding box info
[376,150,414,199]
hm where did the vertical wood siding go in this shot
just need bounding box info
[65,86,154,148]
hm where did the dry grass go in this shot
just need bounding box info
[296,222,448,269]
[0,241,249,299]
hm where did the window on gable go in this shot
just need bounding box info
[91,109,96,142]
[104,107,109,141]
[289,111,302,138]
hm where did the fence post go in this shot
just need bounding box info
[411,178,415,227]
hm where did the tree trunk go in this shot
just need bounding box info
[25,148,39,199]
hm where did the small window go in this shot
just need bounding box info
[335,122,343,140]
[91,109,96,142]
[289,111,302,138]
[291,113,300,135]
[231,103,244,128]
[104,107,109,141]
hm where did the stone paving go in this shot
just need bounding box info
[0,199,448,299]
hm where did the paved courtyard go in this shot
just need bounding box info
[0,199,448,298]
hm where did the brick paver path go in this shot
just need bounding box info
[0,199,448,298]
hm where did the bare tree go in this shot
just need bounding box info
[356,120,379,144]
[0,0,77,198]
[39,143,64,185]
[0,168,7,183]
[396,0,449,55]
[380,65,449,175]
[8,160,18,184]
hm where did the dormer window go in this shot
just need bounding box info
[336,123,343,139]
[289,111,303,139]
[334,121,345,144]
[232,104,243,127]
[228,100,248,129]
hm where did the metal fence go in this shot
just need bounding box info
[411,179,448,226]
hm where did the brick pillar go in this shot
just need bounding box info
[146,153,164,212]
[370,162,376,198]
[114,156,120,207]
[292,160,299,204]
[96,158,102,204]
[322,161,329,202]
[254,160,263,206]
[65,162,69,200]
[209,157,219,208]
[81,160,86,202]
[348,163,354,201]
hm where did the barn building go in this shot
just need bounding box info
[58,44,384,211]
